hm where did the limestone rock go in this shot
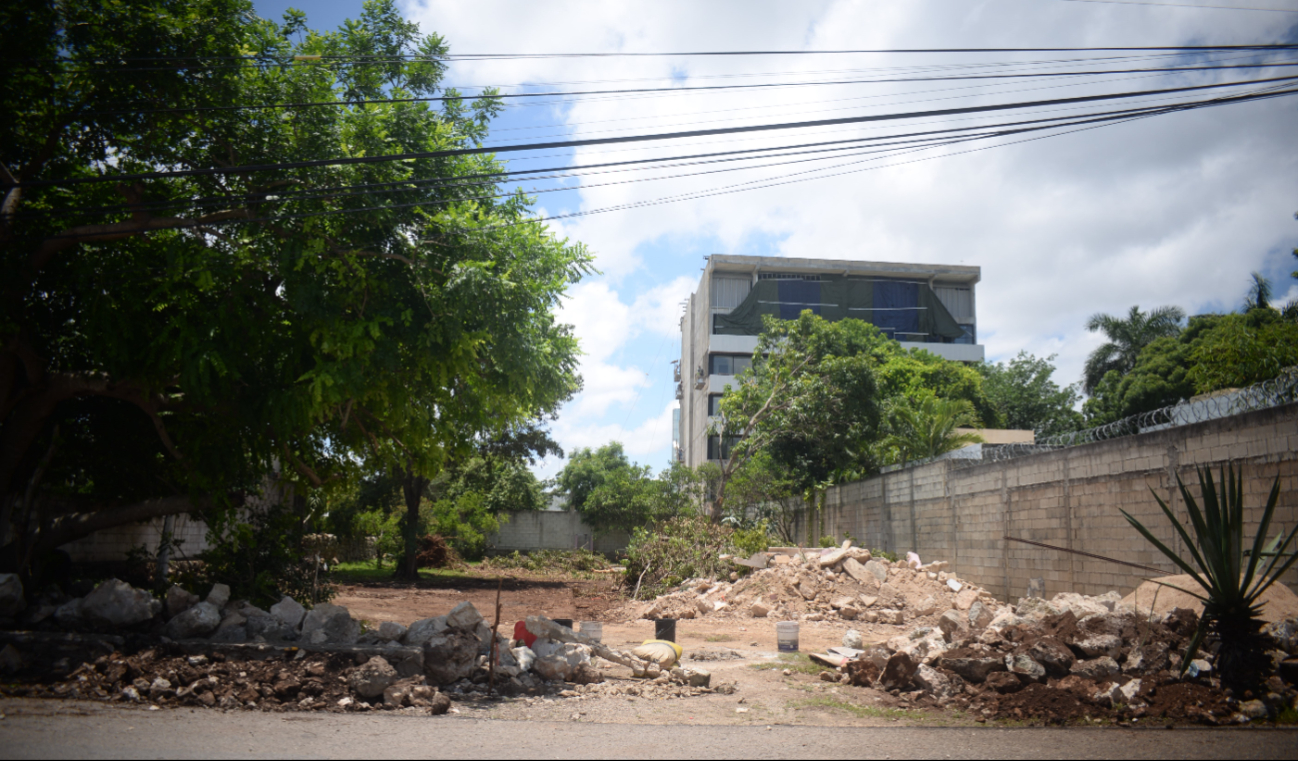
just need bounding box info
[81,579,157,628]
[300,603,359,645]
[445,601,483,630]
[915,596,940,617]
[270,596,306,631]
[842,558,871,584]
[348,656,399,698]
[955,588,979,611]
[1069,656,1120,680]
[830,596,856,610]
[937,610,964,639]
[913,664,959,702]
[1119,678,1142,704]
[209,625,247,643]
[511,646,536,673]
[749,602,770,618]
[858,595,878,609]
[937,654,1006,683]
[1004,653,1046,683]
[533,643,592,682]
[1025,638,1075,677]
[1239,699,1268,719]
[205,583,231,610]
[164,585,199,620]
[967,601,994,630]
[818,548,849,568]
[245,612,293,642]
[1093,682,1123,706]
[984,671,1024,694]
[878,651,919,691]
[1015,597,1062,621]
[1263,617,1298,654]
[423,630,479,685]
[1048,592,1113,621]
[403,616,449,647]
[165,601,221,640]
[986,608,1023,631]
[376,621,407,642]
[0,574,25,618]
[1071,633,1121,659]
[843,629,863,649]
[863,559,889,584]
[54,598,83,629]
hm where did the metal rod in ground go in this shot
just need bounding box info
[488,576,503,697]
[1003,535,1167,575]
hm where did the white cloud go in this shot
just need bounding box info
[403,0,1298,468]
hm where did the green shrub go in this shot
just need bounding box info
[731,520,773,558]
[871,548,899,563]
[623,515,761,600]
[480,549,609,577]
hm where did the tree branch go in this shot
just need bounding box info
[30,209,252,274]
[29,495,207,557]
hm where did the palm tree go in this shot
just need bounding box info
[1243,272,1272,311]
[881,395,984,464]
[1083,305,1186,394]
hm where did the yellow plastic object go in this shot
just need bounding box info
[630,639,683,668]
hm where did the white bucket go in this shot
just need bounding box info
[776,621,799,652]
[579,621,603,643]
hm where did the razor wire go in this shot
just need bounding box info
[959,367,1298,466]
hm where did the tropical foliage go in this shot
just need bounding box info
[0,1,587,579]
[1083,305,1186,394]
[879,393,984,464]
[1122,465,1298,691]
[978,352,1083,437]
[555,444,709,536]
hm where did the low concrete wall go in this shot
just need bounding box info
[791,403,1298,602]
[488,511,628,556]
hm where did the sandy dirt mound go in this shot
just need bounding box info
[1121,575,1298,623]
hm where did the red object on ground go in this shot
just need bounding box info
[514,620,537,648]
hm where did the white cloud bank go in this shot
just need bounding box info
[404,0,1298,473]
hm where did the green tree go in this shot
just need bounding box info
[555,442,637,514]
[0,1,588,579]
[556,445,706,536]
[1187,310,1298,392]
[1082,305,1186,394]
[713,313,884,527]
[977,352,1083,437]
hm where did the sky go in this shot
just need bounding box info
[253,0,1298,481]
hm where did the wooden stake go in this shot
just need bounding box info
[488,575,503,697]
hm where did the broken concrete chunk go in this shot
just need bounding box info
[863,560,890,584]
[445,601,483,630]
[914,596,939,617]
[841,558,871,584]
[912,664,959,702]
[877,651,919,691]
[348,656,399,698]
[967,601,994,631]
[1025,638,1075,677]
[81,579,156,628]
[423,630,480,685]
[830,596,856,610]
[937,610,964,640]
[946,579,962,593]
[164,585,198,621]
[1071,633,1121,659]
[1069,656,1120,680]
[205,583,231,610]
[937,654,1006,683]
[858,595,878,609]
[402,616,449,647]
[533,643,592,682]
[955,588,979,611]
[270,597,306,631]
[818,548,849,568]
[1004,653,1046,683]
[1014,597,1061,621]
[300,603,360,645]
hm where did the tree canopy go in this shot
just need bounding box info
[977,352,1082,437]
[0,0,587,575]
[1082,305,1186,394]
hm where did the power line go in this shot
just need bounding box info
[22,75,1296,189]
[88,61,1298,116]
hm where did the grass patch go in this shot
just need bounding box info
[750,653,823,676]
[1276,707,1298,726]
[480,549,612,579]
[789,696,928,721]
[705,634,736,642]
[331,561,473,583]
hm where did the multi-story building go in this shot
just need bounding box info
[672,254,984,467]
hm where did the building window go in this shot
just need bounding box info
[708,394,723,416]
[709,353,752,376]
[707,435,739,460]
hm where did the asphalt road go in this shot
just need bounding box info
[1,700,1296,759]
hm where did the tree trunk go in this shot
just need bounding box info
[155,514,176,588]
[397,470,427,580]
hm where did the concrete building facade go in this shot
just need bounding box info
[674,254,983,467]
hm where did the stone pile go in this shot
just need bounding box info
[832,588,1298,725]
[620,544,998,632]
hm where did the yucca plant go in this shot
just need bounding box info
[1122,464,1298,692]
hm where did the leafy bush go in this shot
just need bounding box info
[420,492,502,562]
[871,548,899,563]
[731,520,773,558]
[480,549,610,577]
[187,499,334,609]
[623,516,758,600]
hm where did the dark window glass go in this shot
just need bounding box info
[733,355,752,375]
[707,435,739,460]
[708,394,723,416]
[709,354,751,375]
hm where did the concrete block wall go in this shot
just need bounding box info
[61,513,212,563]
[800,403,1298,602]
[487,511,629,556]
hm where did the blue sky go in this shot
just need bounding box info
[253,0,1298,480]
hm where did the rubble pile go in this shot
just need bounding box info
[831,589,1298,725]
[0,573,725,711]
[619,544,999,632]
